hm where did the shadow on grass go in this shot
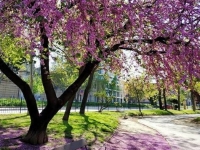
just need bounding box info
[63,113,116,147]
[0,114,28,121]
[63,120,73,139]
[80,115,98,146]
[81,114,116,146]
[166,110,174,115]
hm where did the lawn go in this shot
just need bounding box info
[126,109,200,116]
[0,109,200,149]
[0,111,122,146]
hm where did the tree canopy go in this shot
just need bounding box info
[0,1,199,83]
[0,0,199,145]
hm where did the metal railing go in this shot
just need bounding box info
[0,98,150,114]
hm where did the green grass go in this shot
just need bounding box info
[0,112,122,145]
[0,109,199,146]
[127,109,200,116]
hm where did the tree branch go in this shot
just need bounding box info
[0,57,39,121]
[119,47,166,55]
[59,61,99,106]
[40,24,58,106]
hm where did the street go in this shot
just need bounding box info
[138,114,200,150]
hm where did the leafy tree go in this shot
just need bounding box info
[50,58,79,120]
[92,70,118,112]
[26,72,44,94]
[0,0,199,145]
[125,75,147,114]
[94,91,114,112]
[51,58,78,92]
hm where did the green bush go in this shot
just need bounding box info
[0,98,47,107]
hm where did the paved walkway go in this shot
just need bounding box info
[138,115,200,150]
[92,118,171,150]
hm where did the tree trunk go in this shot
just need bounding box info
[158,89,163,110]
[22,121,48,145]
[163,88,167,110]
[149,97,154,106]
[177,86,181,111]
[191,90,196,111]
[62,94,76,121]
[22,104,61,144]
[79,68,95,115]
[137,96,142,114]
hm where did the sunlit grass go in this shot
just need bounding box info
[127,109,200,116]
[0,111,122,145]
[0,109,199,146]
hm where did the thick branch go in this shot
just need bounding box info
[0,57,39,121]
[119,47,166,55]
[40,24,57,106]
[59,61,99,106]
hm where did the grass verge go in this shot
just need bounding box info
[127,109,200,116]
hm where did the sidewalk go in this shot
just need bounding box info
[92,118,171,150]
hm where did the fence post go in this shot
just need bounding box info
[20,97,22,113]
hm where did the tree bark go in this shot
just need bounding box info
[22,121,48,145]
[0,57,39,120]
[177,86,181,111]
[79,67,96,115]
[22,105,59,144]
[62,94,76,121]
[158,89,163,110]
[163,88,167,110]
[191,90,196,111]
[137,93,142,114]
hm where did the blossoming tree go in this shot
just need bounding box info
[0,0,199,144]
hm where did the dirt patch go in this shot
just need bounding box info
[173,117,200,127]
[0,127,75,150]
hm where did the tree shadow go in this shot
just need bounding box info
[63,120,73,139]
[166,110,175,115]
[0,114,28,121]
[76,114,116,147]
[79,114,98,146]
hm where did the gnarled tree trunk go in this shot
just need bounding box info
[0,55,99,145]
[22,121,48,144]
[22,105,61,144]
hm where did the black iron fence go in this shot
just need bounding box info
[0,98,152,114]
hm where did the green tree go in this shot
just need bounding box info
[94,91,114,112]
[50,58,79,121]
[26,72,44,94]
[51,59,78,91]
[92,71,118,112]
[125,76,146,115]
